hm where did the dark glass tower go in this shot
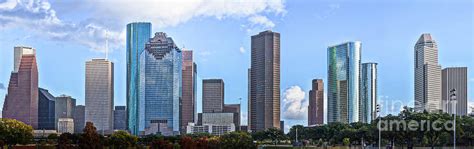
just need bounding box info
[38,88,56,130]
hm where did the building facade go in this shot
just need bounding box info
[203,79,225,113]
[74,105,85,133]
[139,32,182,136]
[85,59,114,132]
[55,95,76,129]
[414,33,442,112]
[38,88,56,130]
[126,22,152,135]
[181,50,197,133]
[249,30,281,131]
[57,118,74,134]
[2,46,39,129]
[327,41,361,123]
[360,63,377,123]
[308,79,324,126]
[442,67,468,115]
[114,106,127,130]
[223,104,240,131]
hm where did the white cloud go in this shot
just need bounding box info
[241,113,248,126]
[0,0,286,52]
[239,46,246,54]
[469,101,474,114]
[282,86,307,120]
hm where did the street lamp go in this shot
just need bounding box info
[450,89,457,149]
[376,104,381,149]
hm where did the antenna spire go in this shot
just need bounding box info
[105,30,109,60]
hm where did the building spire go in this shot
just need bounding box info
[105,30,109,60]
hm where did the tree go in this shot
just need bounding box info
[179,136,195,149]
[79,122,101,148]
[0,118,34,146]
[58,133,74,149]
[288,125,305,142]
[220,131,255,149]
[110,130,138,148]
[266,128,286,145]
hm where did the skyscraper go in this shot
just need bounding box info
[308,79,324,126]
[360,63,377,123]
[327,41,361,123]
[74,105,85,133]
[223,104,241,130]
[55,95,76,129]
[38,88,56,130]
[126,22,152,135]
[414,33,442,112]
[114,106,127,130]
[85,59,114,132]
[203,79,225,113]
[2,46,39,129]
[442,67,468,115]
[139,32,182,136]
[181,50,197,133]
[249,30,281,131]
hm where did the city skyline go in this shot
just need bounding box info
[0,0,473,133]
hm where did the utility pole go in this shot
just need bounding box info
[376,104,381,149]
[450,89,457,149]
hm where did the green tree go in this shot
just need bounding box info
[266,128,286,145]
[78,122,101,148]
[0,118,34,146]
[220,131,255,149]
[58,133,74,149]
[110,130,138,148]
[287,125,305,142]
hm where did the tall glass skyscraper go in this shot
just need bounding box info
[126,22,151,135]
[139,32,182,136]
[327,41,361,123]
[360,63,377,123]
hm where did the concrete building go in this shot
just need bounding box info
[57,118,74,134]
[360,63,378,123]
[114,106,127,130]
[187,112,235,135]
[308,79,324,125]
[223,104,240,130]
[414,33,442,112]
[203,79,224,113]
[2,46,39,129]
[139,32,182,136]
[327,42,361,123]
[38,88,56,130]
[126,22,152,135]
[85,59,114,132]
[249,30,281,131]
[55,95,76,130]
[181,50,197,133]
[74,105,85,133]
[442,67,468,115]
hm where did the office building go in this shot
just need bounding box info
[308,79,324,125]
[139,32,182,136]
[2,46,39,128]
[223,104,240,130]
[249,30,281,131]
[280,121,284,131]
[414,33,442,112]
[181,50,197,133]
[327,41,361,123]
[55,95,76,129]
[38,88,56,130]
[442,67,468,115]
[114,106,127,130]
[203,79,225,113]
[57,118,74,134]
[360,63,378,123]
[126,22,152,135]
[74,105,85,133]
[85,58,114,132]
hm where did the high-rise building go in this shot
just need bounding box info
[114,106,127,130]
[74,105,85,133]
[139,32,182,136]
[414,33,442,113]
[224,104,241,130]
[327,41,361,123]
[2,46,39,129]
[360,63,377,123]
[55,95,76,128]
[442,67,468,115]
[280,121,284,131]
[126,22,152,135]
[181,50,197,133]
[249,30,281,132]
[308,79,324,126]
[38,88,56,130]
[85,59,114,132]
[203,79,225,113]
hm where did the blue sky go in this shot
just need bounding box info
[0,0,473,133]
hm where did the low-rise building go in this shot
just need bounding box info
[57,118,74,134]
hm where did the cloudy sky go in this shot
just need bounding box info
[0,0,473,133]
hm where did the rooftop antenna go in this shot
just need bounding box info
[105,30,109,60]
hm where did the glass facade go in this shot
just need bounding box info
[360,63,377,123]
[139,32,182,136]
[126,22,151,135]
[327,41,361,123]
[38,88,56,130]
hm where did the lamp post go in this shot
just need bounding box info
[450,89,457,149]
[376,104,381,149]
